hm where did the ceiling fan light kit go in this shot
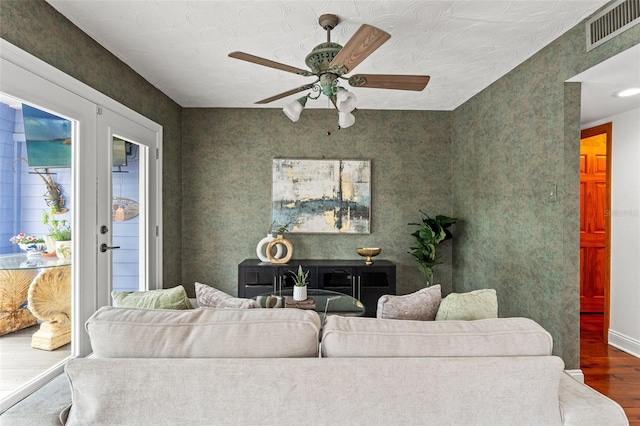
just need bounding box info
[229,13,429,129]
[283,96,308,122]
[338,111,356,129]
[336,88,357,113]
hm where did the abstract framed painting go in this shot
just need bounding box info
[272,159,371,234]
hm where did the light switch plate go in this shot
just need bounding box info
[548,184,557,202]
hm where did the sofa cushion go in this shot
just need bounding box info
[111,285,193,310]
[195,282,260,309]
[377,285,441,321]
[86,306,321,358]
[435,288,498,320]
[63,357,565,426]
[321,316,553,357]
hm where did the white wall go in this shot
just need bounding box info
[585,107,640,358]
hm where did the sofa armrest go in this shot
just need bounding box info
[559,373,628,425]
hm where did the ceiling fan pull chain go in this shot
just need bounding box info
[326,97,332,136]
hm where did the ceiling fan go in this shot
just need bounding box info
[228,14,430,128]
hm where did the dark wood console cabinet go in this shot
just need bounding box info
[238,259,396,317]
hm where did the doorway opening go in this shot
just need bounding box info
[579,122,612,341]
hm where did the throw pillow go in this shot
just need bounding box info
[376,285,441,321]
[435,288,498,320]
[111,285,193,310]
[195,282,260,309]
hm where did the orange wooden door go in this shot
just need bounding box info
[580,124,611,313]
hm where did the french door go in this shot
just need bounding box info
[97,107,161,308]
[0,52,95,412]
[0,40,162,411]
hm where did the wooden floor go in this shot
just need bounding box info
[581,313,640,425]
[0,324,71,401]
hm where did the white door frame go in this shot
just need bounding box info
[97,107,162,308]
[0,39,162,411]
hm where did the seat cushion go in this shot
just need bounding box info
[63,356,565,426]
[377,285,441,321]
[86,306,321,358]
[321,316,553,357]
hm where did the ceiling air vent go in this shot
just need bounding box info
[586,0,640,51]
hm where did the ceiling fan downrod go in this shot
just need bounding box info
[305,14,343,77]
[319,13,339,43]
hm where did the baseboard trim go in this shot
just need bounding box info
[608,329,640,359]
[564,369,584,383]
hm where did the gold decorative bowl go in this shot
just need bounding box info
[356,247,381,265]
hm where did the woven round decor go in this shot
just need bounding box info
[266,235,293,264]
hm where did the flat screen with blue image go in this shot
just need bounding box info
[23,104,72,168]
[23,104,127,168]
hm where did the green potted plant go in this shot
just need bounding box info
[290,265,309,301]
[42,206,72,259]
[272,221,291,236]
[408,211,459,286]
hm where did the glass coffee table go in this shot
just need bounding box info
[254,288,365,320]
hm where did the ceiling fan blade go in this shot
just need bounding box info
[328,24,390,74]
[348,74,430,91]
[229,52,313,76]
[255,84,315,104]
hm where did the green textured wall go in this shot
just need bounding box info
[451,18,640,368]
[181,108,453,296]
[4,0,638,369]
[0,0,183,286]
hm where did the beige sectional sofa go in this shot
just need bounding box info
[58,306,628,425]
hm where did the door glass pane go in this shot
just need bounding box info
[97,107,157,309]
[111,137,145,293]
[0,94,73,399]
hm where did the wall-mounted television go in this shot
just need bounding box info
[113,138,127,167]
[23,104,129,168]
[23,104,72,168]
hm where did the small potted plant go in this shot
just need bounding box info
[272,221,291,236]
[408,211,459,286]
[290,265,309,301]
[10,233,47,256]
[42,207,72,259]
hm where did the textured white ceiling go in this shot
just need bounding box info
[45,0,611,110]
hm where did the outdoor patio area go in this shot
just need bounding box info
[0,324,70,400]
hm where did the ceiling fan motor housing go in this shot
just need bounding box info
[305,42,343,74]
[318,73,340,97]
